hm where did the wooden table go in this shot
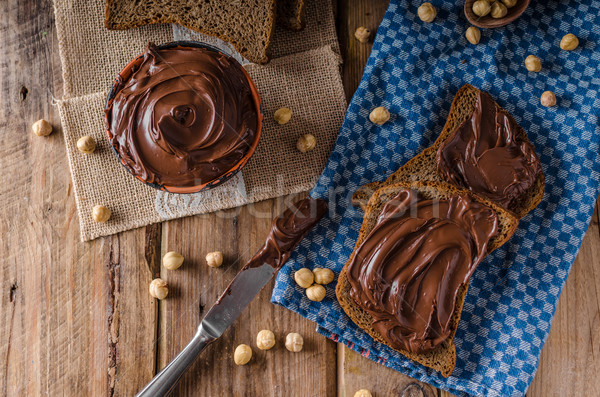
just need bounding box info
[2,1,599,395]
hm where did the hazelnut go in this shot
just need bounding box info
[206,251,223,268]
[274,107,292,125]
[354,26,370,43]
[490,2,507,18]
[285,332,304,352]
[294,268,314,289]
[465,27,481,45]
[369,107,390,125]
[256,330,276,350]
[92,205,111,223]
[32,119,53,136]
[540,91,557,107]
[472,0,491,17]
[149,278,168,300]
[297,134,316,153]
[162,251,184,270]
[560,33,579,51]
[233,344,252,365]
[77,135,96,154]
[524,55,542,72]
[306,284,326,302]
[354,390,373,397]
[417,3,436,23]
[313,268,334,285]
[500,0,517,7]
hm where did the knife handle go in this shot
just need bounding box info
[136,324,215,397]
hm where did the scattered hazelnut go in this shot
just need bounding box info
[306,284,326,302]
[560,33,579,51]
[369,107,390,125]
[465,27,481,45]
[354,26,370,43]
[313,268,334,285]
[354,390,373,397]
[149,278,168,300]
[233,344,252,365]
[162,251,184,270]
[417,2,436,23]
[77,135,96,154]
[294,268,314,289]
[32,119,53,137]
[274,107,292,125]
[206,251,224,268]
[490,2,507,18]
[296,134,316,153]
[472,0,491,17]
[540,91,557,107]
[524,55,542,72]
[92,205,111,223]
[501,0,517,7]
[285,332,304,352]
[256,330,276,350]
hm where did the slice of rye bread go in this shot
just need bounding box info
[278,0,306,31]
[337,180,519,377]
[351,84,545,219]
[105,0,276,64]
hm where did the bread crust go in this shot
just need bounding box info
[337,180,519,377]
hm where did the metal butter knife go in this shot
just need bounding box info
[136,197,327,397]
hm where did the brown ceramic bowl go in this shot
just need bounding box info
[105,41,262,194]
[464,0,530,29]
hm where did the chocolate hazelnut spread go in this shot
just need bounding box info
[249,197,328,269]
[437,91,542,208]
[106,43,258,187]
[346,189,498,353]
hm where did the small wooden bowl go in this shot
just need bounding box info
[464,0,530,29]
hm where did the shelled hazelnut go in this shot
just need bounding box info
[501,0,518,7]
[306,284,326,302]
[294,268,314,289]
[540,91,557,107]
[354,390,373,397]
[206,251,223,268]
[234,344,252,365]
[297,134,316,153]
[256,330,276,350]
[285,333,304,352]
[490,2,508,19]
[369,107,390,125]
[77,136,96,154]
[560,33,579,51]
[162,251,184,270]
[149,278,168,300]
[472,0,491,17]
[313,268,334,285]
[524,55,542,72]
[32,119,53,136]
[465,27,481,45]
[92,204,111,223]
[354,26,370,43]
[417,2,436,23]
[274,107,292,125]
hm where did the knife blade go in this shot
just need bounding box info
[136,196,327,397]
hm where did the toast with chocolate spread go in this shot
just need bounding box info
[336,180,519,377]
[352,84,545,218]
[278,0,306,31]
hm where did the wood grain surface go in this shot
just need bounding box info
[1,0,598,396]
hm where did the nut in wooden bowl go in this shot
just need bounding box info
[464,0,530,29]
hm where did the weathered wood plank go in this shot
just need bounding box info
[158,196,337,396]
[0,1,159,395]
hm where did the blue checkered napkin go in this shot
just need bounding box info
[271,1,600,396]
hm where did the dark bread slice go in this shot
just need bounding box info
[278,0,306,31]
[105,0,276,64]
[352,84,545,219]
[337,180,519,377]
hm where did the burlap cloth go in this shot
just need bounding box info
[53,0,346,241]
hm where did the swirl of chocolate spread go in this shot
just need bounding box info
[436,91,542,208]
[346,189,498,353]
[106,43,258,187]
